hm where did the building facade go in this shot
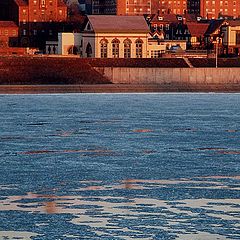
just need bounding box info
[0,21,19,48]
[89,0,187,15]
[200,0,240,19]
[82,15,149,58]
[11,0,68,48]
[222,20,240,55]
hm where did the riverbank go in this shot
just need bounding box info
[1,56,240,92]
[0,84,240,94]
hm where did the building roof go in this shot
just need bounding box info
[187,23,209,37]
[87,15,149,33]
[182,13,197,22]
[151,14,178,23]
[0,21,18,28]
[205,19,225,36]
[14,0,27,6]
[226,19,240,27]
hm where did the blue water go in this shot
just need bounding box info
[0,94,239,239]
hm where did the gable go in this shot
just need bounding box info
[84,21,93,32]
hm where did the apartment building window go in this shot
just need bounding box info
[135,39,143,58]
[41,0,46,7]
[4,30,8,35]
[33,29,37,35]
[59,10,63,15]
[33,0,37,5]
[23,29,27,35]
[23,19,26,24]
[100,39,108,58]
[34,9,37,14]
[49,29,53,35]
[49,0,53,5]
[112,38,120,58]
[124,39,131,58]
[12,30,17,36]
[166,24,169,30]
[23,9,27,15]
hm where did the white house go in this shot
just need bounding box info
[81,15,149,58]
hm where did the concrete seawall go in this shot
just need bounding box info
[96,67,240,85]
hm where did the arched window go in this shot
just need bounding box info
[135,39,143,58]
[100,39,108,58]
[86,43,92,58]
[124,39,132,58]
[112,38,120,58]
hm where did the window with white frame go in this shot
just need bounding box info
[100,39,108,58]
[135,39,143,58]
[124,39,131,58]
[112,38,120,58]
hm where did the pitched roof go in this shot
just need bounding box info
[151,14,178,23]
[205,19,225,35]
[187,23,209,36]
[0,21,18,28]
[182,13,197,22]
[226,19,240,27]
[87,15,149,33]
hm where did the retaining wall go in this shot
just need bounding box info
[96,67,240,85]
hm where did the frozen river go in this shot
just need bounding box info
[0,93,240,239]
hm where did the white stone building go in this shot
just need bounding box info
[81,15,149,58]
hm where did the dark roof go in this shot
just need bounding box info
[205,19,225,36]
[87,15,149,33]
[0,21,18,28]
[187,23,209,36]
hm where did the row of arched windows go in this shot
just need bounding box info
[100,38,143,58]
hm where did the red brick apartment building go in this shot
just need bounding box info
[0,21,18,47]
[10,0,67,48]
[92,0,240,19]
[200,0,240,19]
[90,0,187,15]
